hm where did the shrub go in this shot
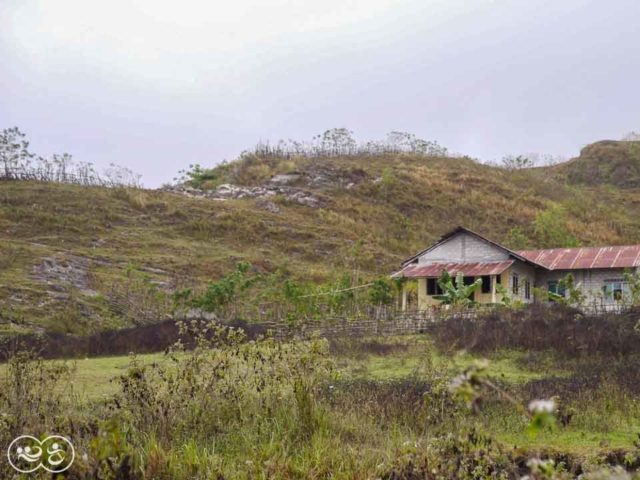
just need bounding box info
[432,304,640,356]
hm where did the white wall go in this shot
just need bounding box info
[508,261,537,304]
[418,233,510,264]
[535,268,635,307]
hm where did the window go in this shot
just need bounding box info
[548,281,566,299]
[512,273,519,295]
[602,280,630,302]
[524,280,531,300]
[426,278,443,296]
[481,275,491,294]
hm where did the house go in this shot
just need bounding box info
[392,226,640,311]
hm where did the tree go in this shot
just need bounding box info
[534,206,581,248]
[316,128,357,156]
[505,226,532,250]
[190,262,260,314]
[0,127,35,178]
[433,270,482,307]
[368,279,394,306]
[501,155,534,170]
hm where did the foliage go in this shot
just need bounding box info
[2,331,640,478]
[534,205,581,248]
[434,270,483,307]
[432,304,640,356]
[185,261,260,313]
[554,273,586,307]
[368,278,395,305]
[174,163,218,188]
[496,283,523,308]
[505,225,533,250]
[623,269,640,306]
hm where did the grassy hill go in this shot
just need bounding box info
[1,144,640,336]
[551,140,640,188]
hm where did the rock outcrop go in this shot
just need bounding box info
[164,183,324,208]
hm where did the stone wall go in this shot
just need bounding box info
[259,309,482,340]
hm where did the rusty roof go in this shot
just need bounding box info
[392,261,514,278]
[518,246,640,270]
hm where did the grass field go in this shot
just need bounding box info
[6,334,636,459]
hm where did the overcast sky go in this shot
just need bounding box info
[2,0,639,187]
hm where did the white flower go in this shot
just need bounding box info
[448,372,470,393]
[528,399,556,413]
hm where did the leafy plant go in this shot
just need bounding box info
[554,273,586,307]
[623,269,640,306]
[434,270,482,307]
[186,262,260,314]
[368,279,394,306]
[494,283,524,308]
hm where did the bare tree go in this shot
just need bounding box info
[0,126,141,187]
[622,131,640,142]
[242,129,449,160]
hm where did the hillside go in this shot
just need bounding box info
[1,146,640,337]
[552,139,640,188]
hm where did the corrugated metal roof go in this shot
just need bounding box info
[392,261,514,278]
[518,246,640,270]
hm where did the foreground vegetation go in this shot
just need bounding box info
[2,316,639,479]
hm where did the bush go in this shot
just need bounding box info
[431,304,640,356]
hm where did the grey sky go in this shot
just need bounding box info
[2,0,639,187]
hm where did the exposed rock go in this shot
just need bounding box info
[285,191,320,208]
[257,201,281,214]
[164,183,324,208]
[33,256,97,296]
[91,238,106,248]
[269,173,300,185]
[179,308,219,321]
[304,164,369,188]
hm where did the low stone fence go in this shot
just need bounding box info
[255,308,483,340]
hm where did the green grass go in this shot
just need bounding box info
[14,336,632,457]
[500,430,640,453]
[337,336,567,383]
[68,352,167,398]
[331,337,639,455]
[2,335,639,478]
[0,352,166,399]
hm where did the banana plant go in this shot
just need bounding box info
[434,270,483,307]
